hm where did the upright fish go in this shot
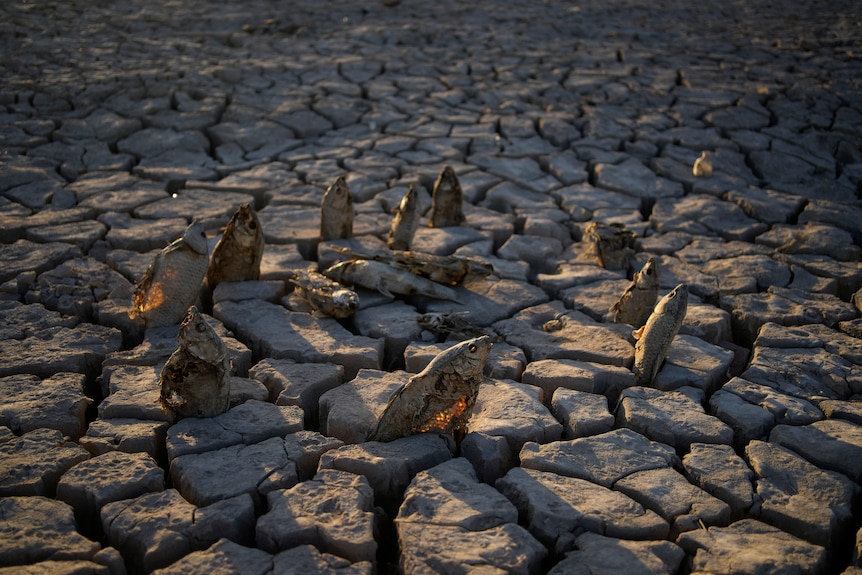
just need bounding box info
[585,221,636,271]
[387,184,420,251]
[320,176,353,241]
[132,221,209,327]
[159,305,232,419]
[205,203,264,291]
[632,283,688,386]
[323,259,462,302]
[429,165,465,228]
[368,335,493,442]
[610,257,660,327]
[290,269,359,319]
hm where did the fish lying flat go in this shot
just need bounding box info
[417,312,494,340]
[205,203,264,291]
[320,176,353,241]
[160,306,232,419]
[368,335,493,442]
[387,184,420,251]
[429,165,465,228]
[132,221,209,327]
[323,259,462,302]
[611,257,660,327]
[290,269,359,319]
[632,283,688,386]
[336,246,494,285]
[585,221,636,271]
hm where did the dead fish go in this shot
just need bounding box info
[585,221,637,271]
[336,246,493,285]
[692,151,713,177]
[368,335,493,442]
[323,259,462,302]
[388,184,420,251]
[429,165,465,228]
[610,257,660,327]
[632,283,688,386]
[205,203,264,291]
[417,312,494,340]
[160,305,232,419]
[132,221,209,327]
[320,176,353,241]
[290,270,359,319]
[541,312,569,333]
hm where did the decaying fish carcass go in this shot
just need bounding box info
[632,283,688,386]
[205,203,265,291]
[132,221,209,327]
[290,269,359,319]
[368,335,493,442]
[417,312,494,340]
[320,175,354,241]
[387,184,421,251]
[584,221,637,271]
[159,305,232,419]
[336,246,494,285]
[322,259,462,302]
[429,165,466,228]
[610,257,660,327]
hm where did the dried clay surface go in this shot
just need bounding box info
[1,0,861,574]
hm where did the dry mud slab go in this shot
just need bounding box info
[1,0,862,573]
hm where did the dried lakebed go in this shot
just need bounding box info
[1,0,862,574]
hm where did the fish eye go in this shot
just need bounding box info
[646,268,653,275]
[196,322,207,332]
[469,344,477,352]
[248,221,257,229]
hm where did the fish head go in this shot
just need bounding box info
[324,176,352,209]
[634,257,660,289]
[464,258,495,278]
[227,203,262,244]
[417,313,445,329]
[182,221,209,255]
[177,306,227,363]
[654,283,688,315]
[448,335,493,378]
[332,288,359,312]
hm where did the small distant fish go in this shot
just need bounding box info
[585,221,637,271]
[541,312,569,333]
[611,257,660,327]
[132,222,209,327]
[387,184,420,251]
[205,203,264,291]
[336,246,493,285]
[417,312,494,340]
[632,283,688,386]
[323,259,462,302]
[692,151,713,177]
[320,176,353,241]
[160,305,232,419]
[290,270,359,319]
[429,166,466,228]
[368,335,493,442]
